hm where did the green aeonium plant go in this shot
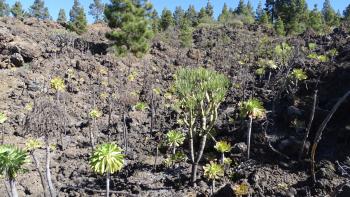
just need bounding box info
[25,139,43,151]
[50,77,65,92]
[291,68,307,87]
[274,42,293,65]
[214,141,232,164]
[203,161,224,195]
[166,130,185,155]
[240,98,266,159]
[90,143,125,197]
[174,67,230,186]
[0,145,29,197]
[134,102,148,111]
[89,108,103,119]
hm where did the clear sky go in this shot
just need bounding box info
[5,0,349,23]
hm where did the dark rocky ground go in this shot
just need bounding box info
[0,17,349,196]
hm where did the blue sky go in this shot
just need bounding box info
[5,0,348,23]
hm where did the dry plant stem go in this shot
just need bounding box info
[106,172,110,197]
[247,116,253,159]
[311,90,350,183]
[31,151,49,197]
[211,179,215,195]
[89,123,95,152]
[153,144,159,171]
[123,112,128,154]
[45,138,56,197]
[150,86,155,134]
[107,66,112,142]
[299,90,317,160]
[1,125,4,145]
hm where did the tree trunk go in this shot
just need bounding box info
[9,179,18,197]
[191,163,198,186]
[31,151,49,197]
[106,172,110,197]
[196,134,208,164]
[45,139,56,197]
[247,116,253,159]
[190,134,208,186]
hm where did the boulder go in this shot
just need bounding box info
[213,184,235,197]
[233,142,247,154]
[8,38,41,61]
[10,53,24,67]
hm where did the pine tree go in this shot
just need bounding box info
[198,7,211,24]
[259,11,270,25]
[345,4,350,21]
[160,8,174,31]
[173,6,185,26]
[179,17,193,48]
[29,0,50,20]
[42,7,51,20]
[70,0,82,22]
[89,0,104,23]
[309,4,324,33]
[68,1,87,34]
[322,0,339,27]
[105,0,154,57]
[73,8,87,34]
[234,0,255,24]
[235,0,246,15]
[150,9,160,33]
[247,1,255,17]
[11,1,25,18]
[57,9,67,24]
[0,0,9,17]
[274,0,308,35]
[205,1,214,19]
[256,1,264,21]
[265,0,275,23]
[288,0,309,34]
[275,16,285,36]
[218,3,231,24]
[185,5,198,27]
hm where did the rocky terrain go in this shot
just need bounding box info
[0,17,349,196]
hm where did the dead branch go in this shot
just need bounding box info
[311,90,350,183]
